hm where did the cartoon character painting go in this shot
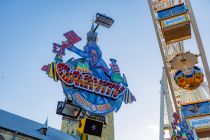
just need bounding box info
[67,24,113,81]
[42,15,135,115]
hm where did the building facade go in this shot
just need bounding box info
[0,109,77,140]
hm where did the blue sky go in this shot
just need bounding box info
[0,0,210,140]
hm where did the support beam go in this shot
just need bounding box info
[159,77,165,140]
[147,0,180,114]
[161,69,174,138]
[184,0,210,91]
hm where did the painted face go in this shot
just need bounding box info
[90,50,98,60]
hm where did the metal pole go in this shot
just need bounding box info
[93,24,99,32]
[147,0,180,114]
[184,0,210,91]
[159,74,165,140]
[163,73,174,137]
[81,134,88,140]
[162,68,175,137]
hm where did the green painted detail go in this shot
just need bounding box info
[111,73,123,83]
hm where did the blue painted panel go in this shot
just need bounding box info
[181,101,210,118]
[171,4,187,15]
[157,4,188,20]
[157,9,172,20]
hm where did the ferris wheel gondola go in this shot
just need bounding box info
[157,3,191,44]
[170,52,198,71]
[174,66,204,90]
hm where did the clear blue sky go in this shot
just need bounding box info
[0,0,210,140]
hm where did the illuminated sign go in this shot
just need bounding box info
[77,118,103,137]
[53,31,81,56]
[42,16,135,115]
[57,63,126,99]
[188,116,210,129]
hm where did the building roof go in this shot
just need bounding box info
[0,109,78,140]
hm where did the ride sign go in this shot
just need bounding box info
[42,15,135,115]
[57,63,126,99]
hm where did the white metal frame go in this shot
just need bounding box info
[147,0,210,139]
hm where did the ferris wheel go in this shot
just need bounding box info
[148,0,210,139]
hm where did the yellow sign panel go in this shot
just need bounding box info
[77,118,87,134]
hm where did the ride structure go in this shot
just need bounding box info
[42,13,135,140]
[148,0,210,139]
